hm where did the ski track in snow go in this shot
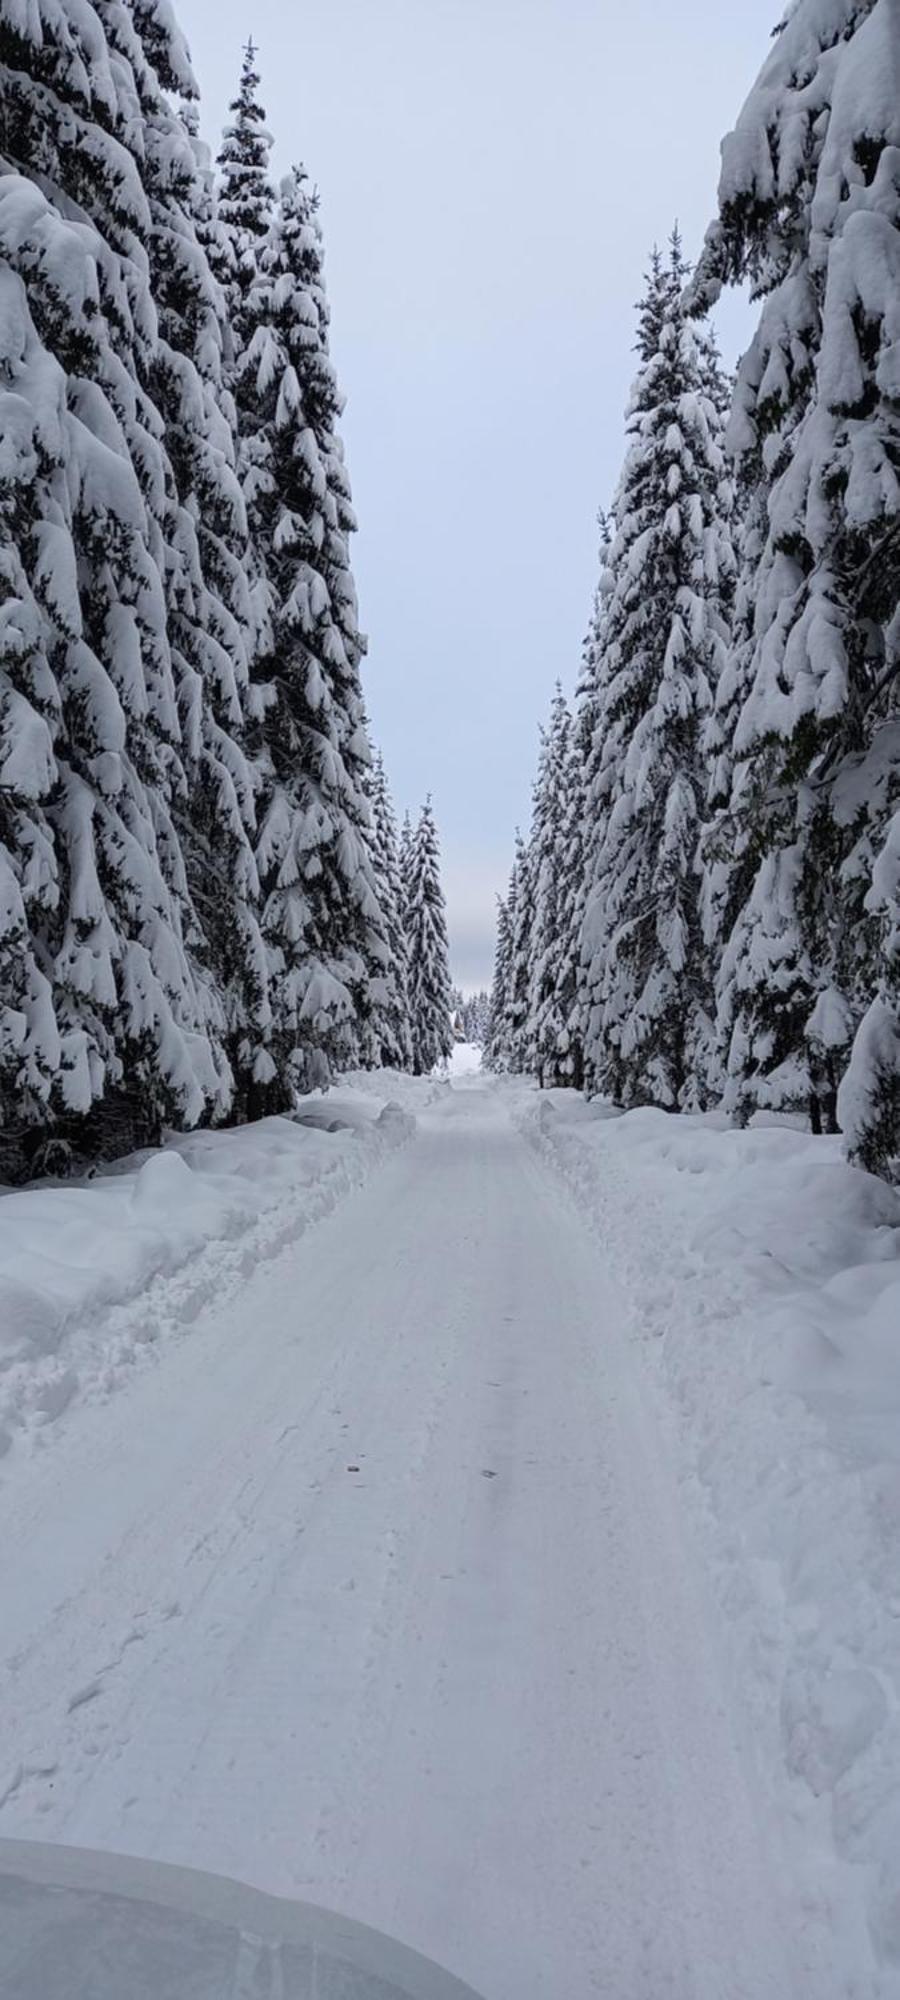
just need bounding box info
[0,1080,824,1998]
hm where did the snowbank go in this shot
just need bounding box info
[507,1081,900,1991]
[0,1074,433,1456]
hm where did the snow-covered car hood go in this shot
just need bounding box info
[0,1840,485,1999]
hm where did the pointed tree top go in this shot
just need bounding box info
[217,40,274,250]
[236,38,262,106]
[634,230,691,362]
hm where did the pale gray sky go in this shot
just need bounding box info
[178,0,764,990]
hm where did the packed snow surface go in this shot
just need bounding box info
[0,1073,431,1450]
[448,1040,482,1078]
[1,1075,896,1997]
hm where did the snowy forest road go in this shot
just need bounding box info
[0,1081,807,1999]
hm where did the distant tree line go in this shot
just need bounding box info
[450,989,491,1046]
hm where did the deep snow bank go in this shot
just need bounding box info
[0,1073,434,1456]
[508,1080,900,1991]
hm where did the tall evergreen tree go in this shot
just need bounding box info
[236,165,388,1096]
[214,44,275,695]
[405,800,453,1075]
[132,21,273,1118]
[483,879,515,1073]
[689,0,900,1171]
[0,0,237,1173]
[399,810,414,920]
[550,706,589,1090]
[560,518,614,1093]
[367,753,413,1070]
[506,829,535,1075]
[527,685,574,1086]
[214,40,274,326]
[580,236,734,1110]
[699,476,777,1117]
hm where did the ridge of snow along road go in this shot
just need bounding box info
[0,1073,442,1461]
[505,1077,900,1991]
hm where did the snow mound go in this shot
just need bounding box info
[0,1079,424,1454]
[505,1078,900,1994]
[336,1067,451,1111]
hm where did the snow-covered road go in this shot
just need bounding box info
[1,1081,809,1999]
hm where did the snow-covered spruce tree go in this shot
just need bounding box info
[236,166,388,1097]
[550,701,592,1091]
[556,520,614,1094]
[0,0,235,1174]
[698,471,770,1113]
[124,20,274,1120]
[399,810,414,918]
[527,685,575,1086]
[214,41,275,327]
[688,0,900,1171]
[580,237,734,1111]
[366,753,413,1070]
[484,835,531,1075]
[506,828,535,1075]
[0,537,59,1170]
[483,886,514,1072]
[405,801,453,1075]
[214,43,276,717]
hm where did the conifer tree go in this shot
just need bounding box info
[580,237,734,1110]
[483,880,515,1072]
[133,24,273,1118]
[506,830,535,1074]
[214,44,275,691]
[549,707,589,1090]
[560,520,614,1093]
[527,686,574,1086]
[367,753,413,1070]
[214,41,275,326]
[405,801,454,1075]
[689,0,900,1171]
[399,811,415,919]
[699,477,771,1115]
[237,166,388,1095]
[0,0,234,1172]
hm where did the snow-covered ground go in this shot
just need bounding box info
[508,1079,900,1992]
[0,1072,440,1455]
[1,1072,897,1997]
[448,1041,483,1078]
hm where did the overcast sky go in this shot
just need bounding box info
[178,0,766,990]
